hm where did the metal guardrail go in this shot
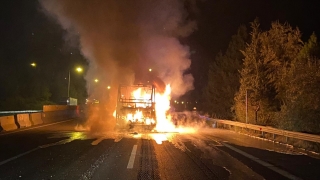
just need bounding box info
[0,110,42,114]
[0,110,43,117]
[214,119,320,144]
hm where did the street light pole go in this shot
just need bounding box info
[67,67,83,98]
[68,70,70,97]
[246,89,248,124]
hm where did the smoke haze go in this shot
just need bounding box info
[40,0,197,132]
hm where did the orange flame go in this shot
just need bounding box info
[154,85,176,132]
[132,87,151,108]
[116,84,196,141]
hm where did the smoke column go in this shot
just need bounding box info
[40,0,197,133]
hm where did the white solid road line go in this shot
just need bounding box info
[127,145,138,169]
[222,143,302,180]
[0,147,39,166]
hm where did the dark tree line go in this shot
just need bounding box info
[0,46,88,111]
[202,25,248,119]
[0,8,88,111]
[202,19,320,133]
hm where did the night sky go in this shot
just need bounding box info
[190,0,320,55]
[1,0,320,105]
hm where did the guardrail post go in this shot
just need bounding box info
[273,134,275,140]
[285,136,288,143]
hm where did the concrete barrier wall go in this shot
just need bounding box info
[43,105,77,112]
[42,110,77,124]
[0,108,79,132]
[17,113,32,128]
[0,115,18,131]
[30,113,43,125]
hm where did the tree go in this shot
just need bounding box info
[235,19,303,125]
[234,19,267,124]
[277,33,320,133]
[202,25,248,119]
[298,32,320,60]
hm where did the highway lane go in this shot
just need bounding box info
[0,119,319,179]
[0,119,80,163]
[201,129,320,179]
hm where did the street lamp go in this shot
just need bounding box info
[76,67,83,73]
[30,62,36,67]
[94,79,99,83]
[68,66,83,97]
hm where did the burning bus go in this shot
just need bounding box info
[115,84,157,130]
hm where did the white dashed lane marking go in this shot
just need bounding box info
[127,145,138,169]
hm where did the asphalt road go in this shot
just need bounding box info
[0,119,319,180]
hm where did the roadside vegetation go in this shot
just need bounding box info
[202,18,320,134]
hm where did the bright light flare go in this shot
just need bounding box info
[113,110,116,118]
[132,87,151,108]
[76,67,83,72]
[127,113,133,121]
[126,110,151,124]
[150,133,169,144]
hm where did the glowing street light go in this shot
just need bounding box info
[107,86,111,90]
[76,67,83,72]
[30,62,36,67]
[68,66,83,97]
[149,68,152,72]
[94,79,99,83]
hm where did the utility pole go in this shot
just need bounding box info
[67,67,83,99]
[68,71,70,97]
[246,89,248,124]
